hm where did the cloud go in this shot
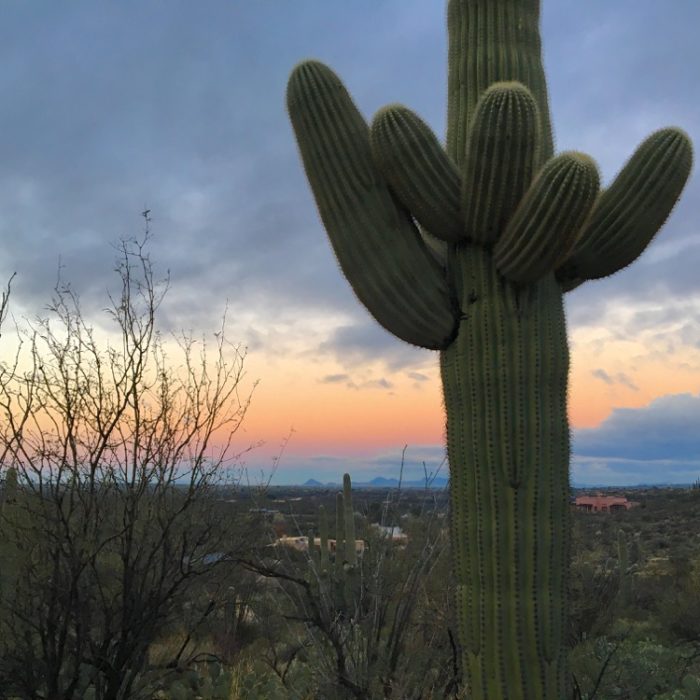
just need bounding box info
[355,378,393,391]
[572,392,700,484]
[565,242,700,335]
[571,455,700,487]
[318,372,393,391]
[267,391,700,486]
[592,369,614,385]
[318,321,435,372]
[591,369,638,391]
[319,373,350,384]
[0,1,696,402]
[0,1,696,509]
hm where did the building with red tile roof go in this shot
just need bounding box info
[574,493,638,512]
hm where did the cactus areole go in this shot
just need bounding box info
[286,1,692,697]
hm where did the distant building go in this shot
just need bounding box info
[574,493,639,512]
[370,524,408,544]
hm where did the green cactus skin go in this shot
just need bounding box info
[461,82,542,245]
[447,0,554,168]
[371,105,463,243]
[343,473,357,568]
[556,128,693,291]
[494,152,600,284]
[286,62,458,350]
[286,1,693,697]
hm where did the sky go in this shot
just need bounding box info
[0,1,698,486]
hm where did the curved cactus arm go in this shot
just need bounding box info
[287,60,459,350]
[495,152,600,284]
[370,105,463,243]
[462,82,542,245]
[447,0,553,167]
[556,128,693,291]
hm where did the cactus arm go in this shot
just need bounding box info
[462,82,542,245]
[494,152,600,284]
[447,0,553,167]
[370,105,463,242]
[556,128,693,290]
[287,61,459,350]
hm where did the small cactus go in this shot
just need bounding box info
[308,473,361,618]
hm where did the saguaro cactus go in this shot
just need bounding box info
[308,474,360,620]
[286,2,692,697]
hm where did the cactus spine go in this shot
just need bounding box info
[286,1,693,697]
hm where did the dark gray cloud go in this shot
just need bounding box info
[0,1,696,373]
[408,372,430,382]
[565,240,700,337]
[571,455,700,487]
[573,393,700,473]
[318,321,435,372]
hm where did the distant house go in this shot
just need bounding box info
[574,494,639,512]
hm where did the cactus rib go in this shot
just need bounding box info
[495,152,600,284]
[557,127,693,289]
[370,104,463,242]
[462,82,542,245]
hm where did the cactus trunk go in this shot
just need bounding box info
[442,248,569,697]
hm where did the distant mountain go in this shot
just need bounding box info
[367,477,397,487]
[300,476,449,490]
